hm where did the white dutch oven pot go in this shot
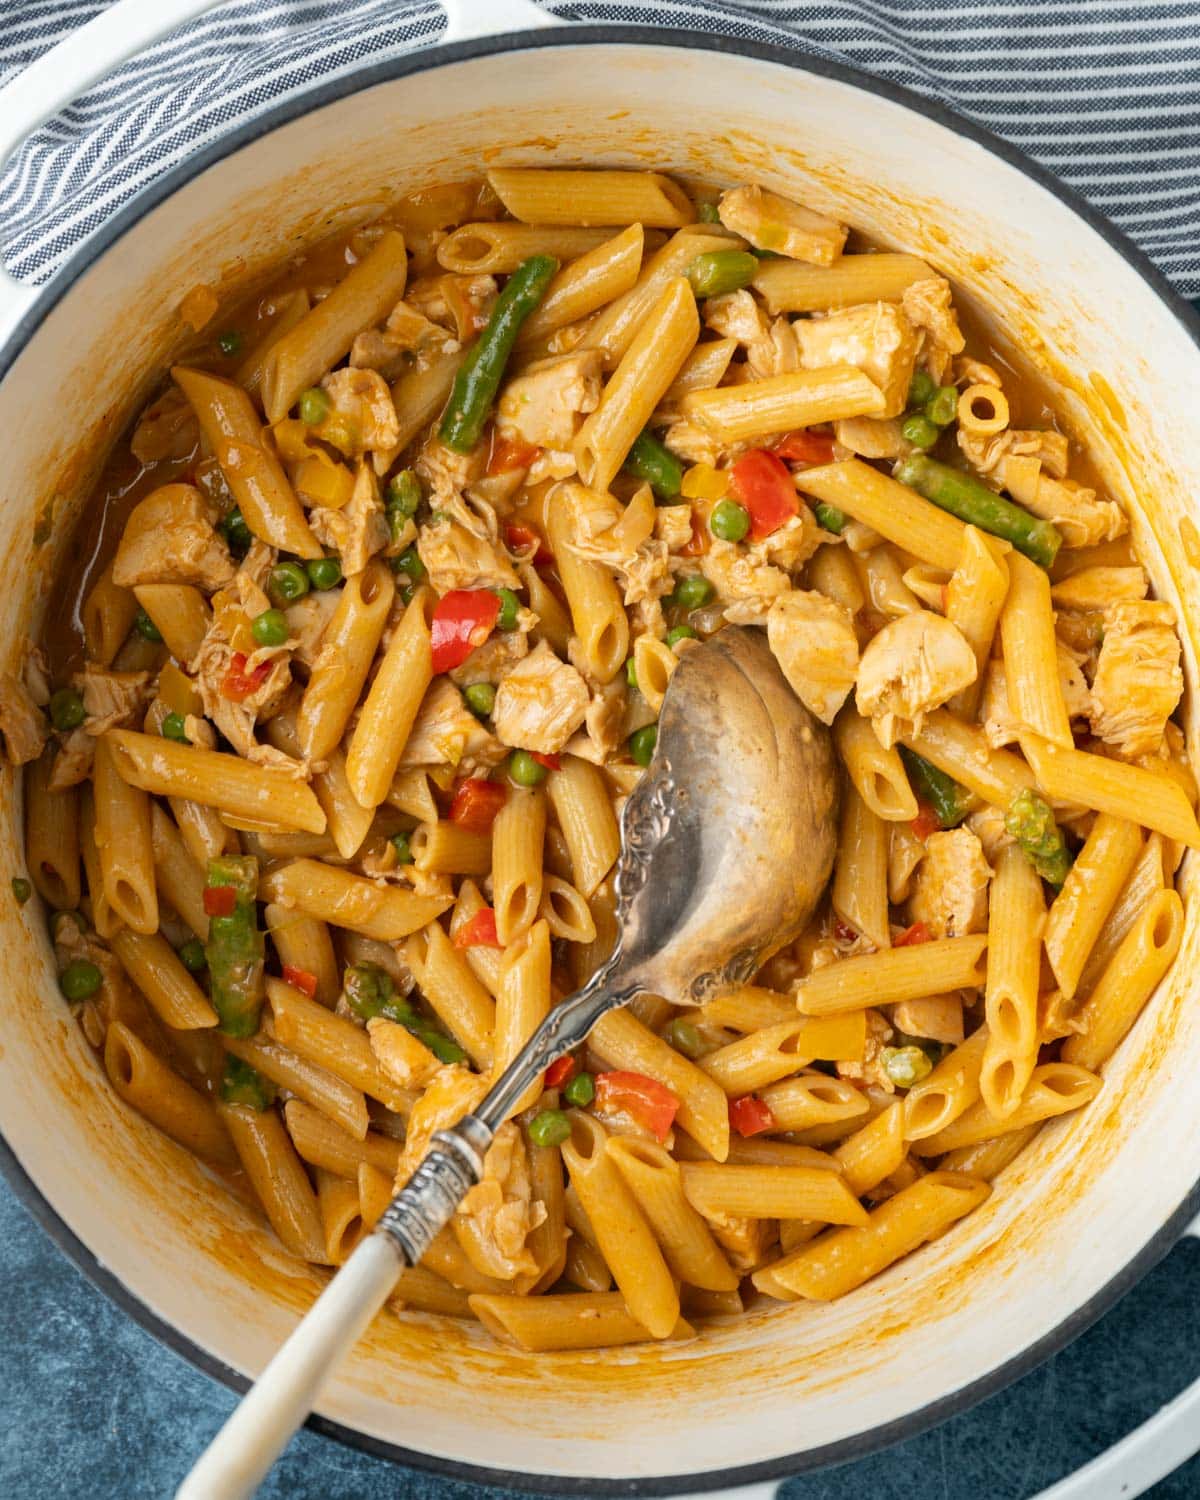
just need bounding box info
[0,3,1197,1496]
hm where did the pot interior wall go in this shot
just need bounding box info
[0,38,1197,1483]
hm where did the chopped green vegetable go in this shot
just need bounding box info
[814,502,847,535]
[528,1108,571,1148]
[251,608,289,648]
[901,413,940,450]
[161,712,189,744]
[204,855,265,1038]
[625,657,638,690]
[895,454,1063,569]
[663,1018,705,1059]
[672,574,713,610]
[696,201,722,223]
[216,330,243,358]
[220,507,252,559]
[908,370,936,408]
[177,937,207,973]
[391,547,426,585]
[386,470,421,518]
[11,877,31,905]
[925,385,960,427]
[59,959,102,1002]
[899,746,975,829]
[306,555,342,590]
[298,387,330,425]
[416,1028,467,1065]
[881,1045,934,1088]
[629,724,658,767]
[269,561,309,605]
[686,249,759,300]
[464,682,496,718]
[220,1056,275,1110]
[48,689,85,733]
[390,832,414,866]
[440,255,559,453]
[343,963,397,1021]
[494,587,520,631]
[563,1070,595,1107]
[667,624,697,648]
[710,498,750,542]
[134,608,163,642]
[623,429,683,501]
[509,750,547,787]
[1005,788,1074,888]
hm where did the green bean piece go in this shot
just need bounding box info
[161,712,189,744]
[880,1045,934,1089]
[464,682,496,718]
[663,1018,705,1060]
[494,587,520,631]
[814,502,847,535]
[11,877,31,904]
[1005,789,1074,889]
[672,574,713,610]
[269,561,309,605]
[48,689,85,733]
[629,724,658,767]
[390,832,414,866]
[251,608,290,648]
[386,470,421,518]
[220,507,252,559]
[625,657,638,690]
[216,330,243,358]
[685,249,759,300]
[178,937,207,973]
[439,255,559,453]
[528,1108,571,1148]
[59,959,102,1002]
[416,1028,467,1065]
[204,855,265,1037]
[901,413,940,450]
[306,555,342,590]
[343,963,397,1021]
[392,547,426,584]
[925,386,960,427]
[220,1056,276,1110]
[623,429,683,501]
[898,746,974,829]
[666,624,697,648]
[509,750,547,787]
[894,454,1063,568]
[134,608,163,643]
[907,370,936,408]
[563,1071,595,1107]
[298,387,331,425]
[710,499,750,542]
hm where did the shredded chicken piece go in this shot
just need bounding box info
[891,995,965,1047]
[703,289,768,346]
[284,587,342,669]
[112,485,235,591]
[396,1066,491,1189]
[718,184,847,266]
[309,462,389,580]
[491,640,589,755]
[496,351,602,449]
[837,1010,895,1092]
[766,591,859,725]
[415,437,487,510]
[130,388,199,465]
[909,828,992,939]
[47,728,93,790]
[0,673,47,764]
[1001,456,1126,549]
[319,368,401,458]
[753,509,822,573]
[746,316,801,381]
[74,666,153,737]
[454,1121,547,1280]
[367,1017,443,1091]
[192,616,292,758]
[958,427,1069,480]
[980,649,1090,747]
[448,628,530,688]
[700,540,791,621]
[1050,565,1146,615]
[417,518,519,595]
[655,505,694,553]
[901,277,965,383]
[966,805,1014,863]
[662,420,724,468]
[1088,600,1183,759]
[856,611,977,747]
[563,679,629,764]
[398,677,507,771]
[795,302,918,419]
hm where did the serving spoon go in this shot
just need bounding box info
[178,625,839,1500]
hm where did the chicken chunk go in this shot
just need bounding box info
[47,728,93,791]
[564,679,629,764]
[980,649,1090,747]
[416,517,520,594]
[415,437,487,509]
[901,277,965,383]
[856,611,977,747]
[0,674,46,764]
[1001,456,1125,549]
[655,505,694,553]
[398,677,508,771]
[130,388,199,465]
[1088,600,1183,759]
[192,619,292,759]
[718,184,847,266]
[455,1121,547,1281]
[74,666,153,736]
[766,590,859,725]
[702,289,768,346]
[396,1066,491,1188]
[747,316,801,381]
[448,628,530,688]
[320,367,400,457]
[496,351,603,450]
[700,540,791,620]
[112,484,235,591]
[908,828,992,939]
[491,640,589,755]
[309,463,389,579]
[958,426,1069,480]
[891,995,965,1047]
[367,1017,443,1091]
[795,302,919,419]
[284,586,342,669]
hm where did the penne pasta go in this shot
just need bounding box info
[487,168,692,228]
[794,935,989,1016]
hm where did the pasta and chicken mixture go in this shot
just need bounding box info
[6,168,1193,1352]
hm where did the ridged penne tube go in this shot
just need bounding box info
[940,1122,1040,1180]
[1078,834,1167,998]
[267,978,414,1114]
[758,1072,871,1133]
[697,985,796,1033]
[796,460,968,571]
[946,527,1010,718]
[345,589,433,809]
[794,935,989,1016]
[449,879,505,997]
[437,223,616,273]
[980,844,1045,1118]
[656,337,738,412]
[149,804,207,940]
[470,1291,691,1351]
[754,1172,990,1301]
[104,1023,235,1168]
[563,1235,614,1293]
[235,286,310,396]
[582,229,730,367]
[404,921,495,1070]
[390,1267,473,1319]
[833,1103,906,1194]
[683,367,884,446]
[132,584,210,665]
[574,277,698,492]
[752,252,934,314]
[487,168,692,228]
[680,1162,869,1225]
[171,795,232,866]
[515,224,645,347]
[105,729,326,835]
[387,767,439,824]
[263,903,339,1006]
[808,541,865,616]
[81,566,138,667]
[521,560,573,655]
[524,1108,569,1294]
[1062,888,1184,1072]
[834,708,918,821]
[538,875,596,943]
[92,736,157,934]
[260,229,408,421]
[410,820,491,876]
[570,878,619,989]
[561,1113,679,1339]
[79,789,117,939]
[296,561,394,762]
[493,920,551,1115]
[172,366,320,557]
[913,1063,1101,1155]
[283,1099,403,1179]
[999,552,1072,747]
[700,1012,867,1095]
[224,1024,368,1139]
[545,755,620,896]
[492,788,545,945]
[591,1005,730,1162]
[858,545,922,617]
[316,1169,366,1265]
[902,1027,990,1141]
[831,783,891,951]
[261,858,450,941]
[900,712,1034,807]
[605,1137,738,1292]
[111,928,217,1030]
[25,752,80,910]
[632,634,678,712]
[901,562,950,611]
[377,346,464,473]
[1020,733,1200,848]
[220,1102,326,1261]
[356,1161,392,1230]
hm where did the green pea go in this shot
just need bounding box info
[134,608,163,642]
[59,959,102,1001]
[509,750,547,787]
[881,1045,935,1089]
[298,387,331,425]
[814,502,847,535]
[528,1108,571,1148]
[663,1017,705,1059]
[251,608,290,648]
[666,624,697,649]
[629,724,657,767]
[925,385,959,427]
[710,499,750,542]
[306,555,343,590]
[178,937,207,973]
[625,657,638,690]
[386,471,421,518]
[901,413,940,450]
[563,1071,595,1107]
[416,1028,467,1065]
[391,832,414,866]
[161,712,189,744]
[11,877,31,905]
[269,561,310,605]
[391,547,425,584]
[908,370,937,408]
[48,688,85,733]
[464,682,496,718]
[216,330,243,358]
[343,963,396,1021]
[672,574,713,610]
[494,587,520,631]
[220,508,252,559]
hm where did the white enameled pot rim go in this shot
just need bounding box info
[1,23,1198,1496]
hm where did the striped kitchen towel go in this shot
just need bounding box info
[1,0,1198,294]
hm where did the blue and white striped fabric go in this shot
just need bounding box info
[2,0,1199,294]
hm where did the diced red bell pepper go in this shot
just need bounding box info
[834,918,858,943]
[544,1055,578,1088]
[895,920,933,947]
[453,907,501,949]
[505,521,554,566]
[489,433,542,475]
[593,1070,680,1143]
[203,885,237,917]
[729,449,799,539]
[911,804,940,842]
[221,652,272,703]
[729,1094,775,1137]
[430,589,502,675]
[448,777,507,834]
[281,964,318,999]
[531,752,560,771]
[771,429,835,465]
